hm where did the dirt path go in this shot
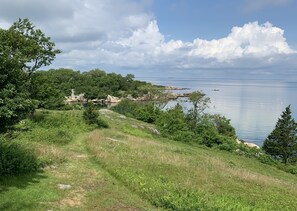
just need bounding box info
[45,132,156,210]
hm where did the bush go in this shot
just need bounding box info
[112,100,161,124]
[0,137,39,175]
[83,103,109,128]
[96,118,109,128]
[111,99,139,117]
[173,130,196,143]
[134,103,161,123]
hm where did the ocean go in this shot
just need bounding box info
[137,77,297,146]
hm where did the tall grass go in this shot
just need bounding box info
[86,119,297,211]
[17,110,92,145]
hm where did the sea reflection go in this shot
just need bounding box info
[205,81,292,146]
[146,78,297,146]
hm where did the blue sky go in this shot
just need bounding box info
[153,0,296,46]
[0,0,296,79]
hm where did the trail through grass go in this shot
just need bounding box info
[1,109,297,210]
[0,110,156,210]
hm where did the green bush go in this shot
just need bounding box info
[134,103,161,123]
[111,99,139,117]
[83,103,99,125]
[83,103,109,128]
[112,100,161,124]
[96,118,109,128]
[0,137,39,175]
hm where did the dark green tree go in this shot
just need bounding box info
[10,18,61,76]
[0,19,60,131]
[186,91,210,130]
[262,105,297,164]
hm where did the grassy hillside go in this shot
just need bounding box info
[1,109,297,210]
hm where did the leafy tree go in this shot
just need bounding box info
[10,18,61,76]
[0,19,60,131]
[156,104,190,140]
[30,71,65,109]
[262,105,297,164]
[188,91,210,117]
[186,91,210,130]
[210,114,236,138]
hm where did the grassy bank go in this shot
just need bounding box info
[1,109,297,210]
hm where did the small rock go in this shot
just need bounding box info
[119,115,126,119]
[148,127,160,135]
[58,184,72,190]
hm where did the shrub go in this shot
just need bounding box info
[173,130,196,143]
[112,100,161,124]
[0,137,39,175]
[96,118,109,128]
[111,99,139,117]
[134,103,161,123]
[83,103,99,125]
[83,103,109,128]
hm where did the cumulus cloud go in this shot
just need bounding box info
[102,21,295,69]
[0,0,296,73]
[188,22,294,62]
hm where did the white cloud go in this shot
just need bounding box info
[0,0,296,73]
[188,22,294,62]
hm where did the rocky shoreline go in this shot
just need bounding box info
[157,85,190,91]
[65,87,192,104]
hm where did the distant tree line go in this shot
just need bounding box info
[30,68,151,109]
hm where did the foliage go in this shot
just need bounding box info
[17,110,92,146]
[83,103,109,128]
[0,136,39,175]
[9,18,61,76]
[111,100,162,124]
[210,114,236,138]
[0,28,35,131]
[111,99,141,117]
[30,71,65,109]
[112,92,237,151]
[188,91,210,119]
[30,68,151,109]
[155,104,191,141]
[0,19,60,131]
[263,105,297,164]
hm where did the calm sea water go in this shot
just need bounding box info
[137,77,297,146]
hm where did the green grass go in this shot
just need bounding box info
[1,109,297,210]
[87,109,297,210]
[0,110,155,210]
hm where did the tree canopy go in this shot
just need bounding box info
[0,19,60,131]
[262,105,297,164]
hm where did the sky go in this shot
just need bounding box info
[0,0,297,79]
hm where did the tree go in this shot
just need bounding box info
[9,18,61,77]
[262,105,297,164]
[0,19,60,131]
[186,91,210,130]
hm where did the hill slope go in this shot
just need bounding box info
[1,109,297,210]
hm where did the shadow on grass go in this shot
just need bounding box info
[0,171,48,210]
[0,170,47,193]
